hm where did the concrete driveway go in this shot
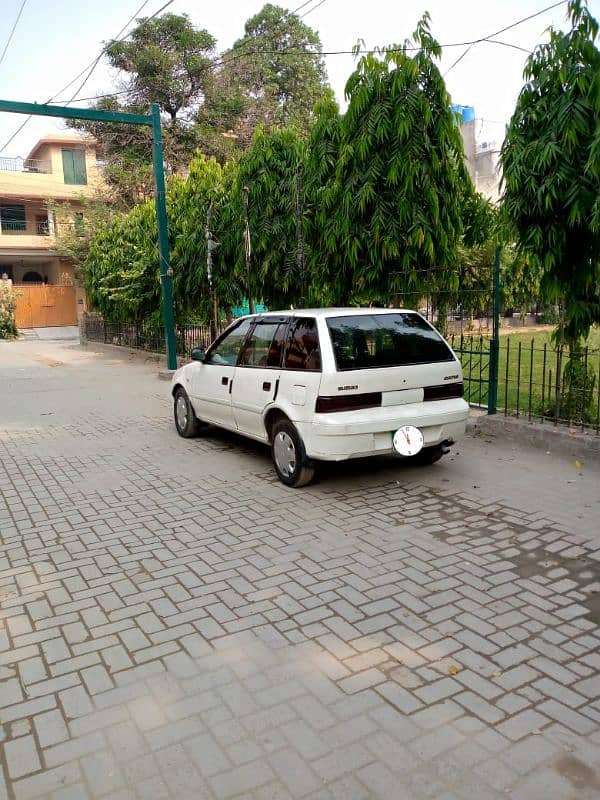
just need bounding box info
[0,338,599,800]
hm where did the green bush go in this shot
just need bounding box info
[537,307,560,325]
[560,348,597,424]
[0,281,18,339]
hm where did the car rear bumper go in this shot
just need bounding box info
[297,399,469,461]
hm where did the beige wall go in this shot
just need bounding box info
[459,121,477,181]
[1,142,101,200]
[0,257,75,286]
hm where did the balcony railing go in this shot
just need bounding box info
[0,220,82,237]
[0,219,51,236]
[0,156,53,174]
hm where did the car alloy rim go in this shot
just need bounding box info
[176,395,188,429]
[274,431,296,477]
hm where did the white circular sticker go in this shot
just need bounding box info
[393,425,424,456]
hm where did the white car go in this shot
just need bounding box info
[171,308,469,487]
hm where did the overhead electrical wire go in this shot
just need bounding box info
[0,0,174,153]
[444,0,567,75]
[300,0,328,20]
[65,0,155,105]
[0,0,28,69]
[45,29,554,111]
[1,0,570,154]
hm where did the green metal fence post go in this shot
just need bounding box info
[151,103,177,371]
[487,245,501,414]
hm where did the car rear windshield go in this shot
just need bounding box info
[326,313,455,370]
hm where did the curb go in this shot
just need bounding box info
[467,412,600,463]
[158,369,177,381]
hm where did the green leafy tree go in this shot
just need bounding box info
[69,14,217,201]
[501,0,600,348]
[48,192,119,283]
[307,16,474,310]
[106,13,216,125]
[198,4,331,150]
[219,127,307,310]
[84,154,244,325]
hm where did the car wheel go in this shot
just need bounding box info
[271,419,315,488]
[412,445,444,465]
[173,387,201,438]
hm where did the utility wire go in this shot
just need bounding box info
[49,32,556,107]
[444,0,567,75]
[0,0,174,153]
[300,0,328,20]
[0,0,27,69]
[0,0,569,153]
[65,0,155,105]
[290,0,318,13]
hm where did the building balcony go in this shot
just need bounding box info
[0,219,51,235]
[0,219,81,245]
[0,156,53,174]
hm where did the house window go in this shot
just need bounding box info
[74,212,85,236]
[0,204,26,233]
[62,149,87,185]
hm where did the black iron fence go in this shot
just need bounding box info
[81,315,600,434]
[497,337,600,432]
[81,315,216,364]
[447,333,600,433]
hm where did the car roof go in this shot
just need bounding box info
[243,307,418,320]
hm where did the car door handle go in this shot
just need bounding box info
[262,381,271,392]
[221,376,229,386]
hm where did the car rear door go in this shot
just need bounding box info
[318,312,462,409]
[276,317,323,422]
[231,316,289,438]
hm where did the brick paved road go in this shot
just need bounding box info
[1,339,599,800]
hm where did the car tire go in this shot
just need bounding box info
[412,445,444,465]
[173,387,201,438]
[271,419,315,488]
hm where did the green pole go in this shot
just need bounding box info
[487,245,501,415]
[151,103,177,370]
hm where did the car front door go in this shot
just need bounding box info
[190,318,253,429]
[231,317,289,438]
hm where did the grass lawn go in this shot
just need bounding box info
[452,327,600,425]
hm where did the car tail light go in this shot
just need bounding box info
[423,382,464,401]
[315,392,382,413]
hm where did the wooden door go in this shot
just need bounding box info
[14,285,77,328]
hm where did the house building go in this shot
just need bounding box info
[451,105,502,204]
[0,131,100,328]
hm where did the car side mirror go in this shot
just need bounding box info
[191,348,206,362]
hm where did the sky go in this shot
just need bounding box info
[0,0,599,158]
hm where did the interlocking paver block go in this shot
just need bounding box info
[35,708,69,748]
[1,339,599,800]
[5,735,41,779]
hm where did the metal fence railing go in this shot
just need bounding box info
[0,156,52,174]
[496,338,600,433]
[81,315,600,434]
[449,334,600,433]
[82,316,217,364]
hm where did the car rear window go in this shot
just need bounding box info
[326,313,454,370]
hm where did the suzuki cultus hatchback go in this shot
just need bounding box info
[172,309,469,487]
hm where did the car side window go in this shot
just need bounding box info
[206,318,253,366]
[238,321,286,368]
[284,318,321,371]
